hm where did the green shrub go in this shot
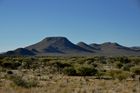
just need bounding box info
[53,62,71,68]
[96,71,104,79]
[130,66,140,75]
[63,67,76,76]
[119,57,130,64]
[1,61,21,69]
[122,64,133,71]
[115,61,123,69]
[116,72,129,81]
[108,70,129,80]
[108,70,117,79]
[0,60,2,65]
[11,76,38,88]
[75,65,97,76]
[1,62,12,68]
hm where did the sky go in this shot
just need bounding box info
[0,0,140,52]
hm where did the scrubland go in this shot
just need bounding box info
[0,56,140,93]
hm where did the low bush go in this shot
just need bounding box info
[11,76,38,88]
[116,72,129,81]
[130,66,140,75]
[63,67,76,76]
[75,65,97,76]
[108,70,129,80]
[115,61,123,69]
[1,61,21,69]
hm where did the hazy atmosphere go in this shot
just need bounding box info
[0,0,140,52]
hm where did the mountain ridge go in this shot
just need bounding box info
[1,37,140,56]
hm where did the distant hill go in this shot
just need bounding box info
[1,37,140,56]
[89,42,139,56]
[77,42,97,52]
[25,37,92,56]
[131,47,140,51]
[2,48,35,56]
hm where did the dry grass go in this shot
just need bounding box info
[0,75,139,93]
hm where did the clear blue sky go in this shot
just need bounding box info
[0,0,140,52]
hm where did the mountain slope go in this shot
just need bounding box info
[1,37,140,56]
[2,48,35,56]
[77,42,97,52]
[26,37,92,55]
[131,47,140,51]
[90,42,140,56]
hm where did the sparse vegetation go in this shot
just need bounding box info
[0,56,140,93]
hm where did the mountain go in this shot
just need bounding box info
[131,47,140,51]
[77,42,97,52]
[89,43,101,50]
[1,37,140,56]
[90,42,140,56]
[2,48,35,56]
[25,37,92,56]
